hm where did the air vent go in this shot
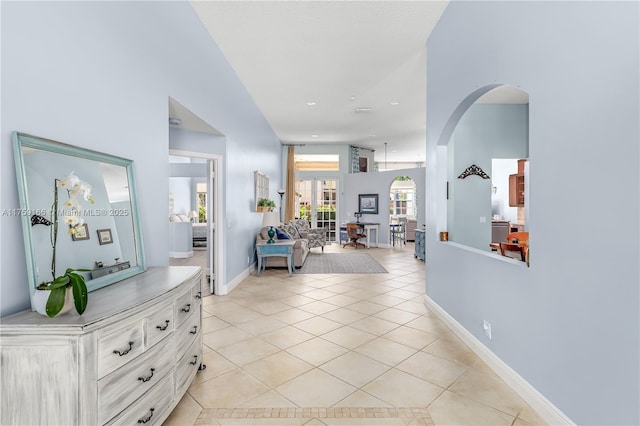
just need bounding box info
[354,107,374,113]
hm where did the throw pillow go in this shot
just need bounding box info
[282,223,300,239]
[275,227,291,240]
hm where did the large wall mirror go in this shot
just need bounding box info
[13,132,146,304]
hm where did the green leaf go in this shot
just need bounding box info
[69,274,88,315]
[48,276,70,290]
[45,287,67,317]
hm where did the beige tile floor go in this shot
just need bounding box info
[166,243,547,426]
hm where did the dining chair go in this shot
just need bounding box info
[343,223,367,249]
[506,231,529,244]
[390,217,407,246]
[499,242,526,261]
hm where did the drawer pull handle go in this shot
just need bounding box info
[138,368,155,383]
[190,355,198,365]
[137,408,154,424]
[195,291,202,299]
[113,342,133,356]
[190,325,198,335]
[156,320,170,331]
[181,304,191,313]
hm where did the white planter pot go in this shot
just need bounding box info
[32,287,74,317]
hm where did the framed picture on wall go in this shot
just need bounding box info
[97,228,113,245]
[359,157,368,172]
[71,223,89,241]
[358,194,379,214]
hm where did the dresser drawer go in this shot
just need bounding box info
[97,339,174,425]
[175,309,200,360]
[106,373,175,426]
[175,335,202,397]
[145,303,174,348]
[97,322,144,378]
[174,289,195,327]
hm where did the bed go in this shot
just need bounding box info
[170,214,207,248]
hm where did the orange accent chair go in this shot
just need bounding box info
[343,223,367,249]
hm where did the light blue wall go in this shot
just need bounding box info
[170,126,282,278]
[343,168,426,246]
[1,2,280,315]
[447,104,528,250]
[427,1,639,424]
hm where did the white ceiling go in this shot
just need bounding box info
[189,1,527,164]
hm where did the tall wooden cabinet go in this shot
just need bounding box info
[508,159,527,207]
[0,266,203,426]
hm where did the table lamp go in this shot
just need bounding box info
[262,211,281,244]
[188,210,198,223]
[354,211,362,223]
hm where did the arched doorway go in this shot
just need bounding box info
[389,176,417,243]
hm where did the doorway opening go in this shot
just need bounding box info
[169,153,223,294]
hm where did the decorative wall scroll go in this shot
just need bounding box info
[457,164,490,179]
[254,170,269,211]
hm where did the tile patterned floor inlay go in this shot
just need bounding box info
[167,243,548,426]
[196,407,435,424]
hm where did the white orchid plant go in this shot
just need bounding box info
[36,171,95,317]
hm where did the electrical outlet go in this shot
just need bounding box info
[479,216,486,223]
[483,320,492,340]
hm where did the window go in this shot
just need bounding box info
[389,176,416,218]
[196,182,207,223]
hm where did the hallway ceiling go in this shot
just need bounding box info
[190,2,527,165]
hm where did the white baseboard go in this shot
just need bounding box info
[169,251,193,258]
[423,295,574,426]
[226,264,254,294]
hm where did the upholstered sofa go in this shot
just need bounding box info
[288,218,327,251]
[255,224,310,268]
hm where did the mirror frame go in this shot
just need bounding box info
[12,132,146,299]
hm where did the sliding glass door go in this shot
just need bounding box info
[296,179,338,242]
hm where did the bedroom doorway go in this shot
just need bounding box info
[169,151,224,295]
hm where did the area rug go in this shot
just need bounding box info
[297,253,387,274]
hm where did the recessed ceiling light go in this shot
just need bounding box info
[306,101,317,106]
[350,96,356,101]
[311,134,319,138]
[390,100,399,106]
[355,107,373,113]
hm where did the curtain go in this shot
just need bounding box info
[285,146,296,222]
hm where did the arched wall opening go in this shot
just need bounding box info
[437,85,530,261]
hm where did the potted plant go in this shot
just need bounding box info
[32,172,94,317]
[257,198,276,212]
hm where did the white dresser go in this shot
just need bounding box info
[0,266,203,426]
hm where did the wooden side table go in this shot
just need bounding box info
[256,241,295,276]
